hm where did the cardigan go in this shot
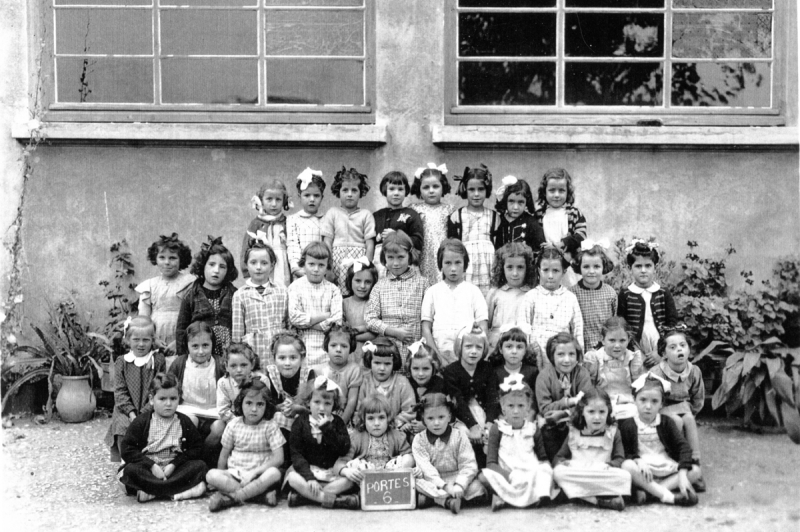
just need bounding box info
[532,204,587,253]
[373,207,424,252]
[617,285,679,344]
[333,427,411,475]
[357,372,416,426]
[119,411,204,470]
[167,355,226,385]
[494,212,546,257]
[442,360,500,428]
[494,364,539,414]
[618,416,694,471]
[175,281,235,356]
[446,207,498,241]
[534,364,592,414]
[485,421,548,480]
[289,412,351,481]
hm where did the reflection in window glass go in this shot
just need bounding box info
[161,0,255,6]
[265,10,363,56]
[672,12,771,59]
[460,1,555,7]
[161,10,257,56]
[567,0,664,7]
[673,0,771,9]
[56,57,153,103]
[56,9,152,55]
[565,13,663,57]
[460,13,556,57]
[162,58,258,104]
[672,62,770,107]
[266,59,363,105]
[565,62,663,105]
[459,62,556,105]
[264,0,362,5]
[54,0,150,5]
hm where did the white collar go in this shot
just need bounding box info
[536,285,566,296]
[628,282,660,295]
[659,360,692,382]
[246,279,273,289]
[634,413,661,429]
[123,351,153,367]
[298,210,323,219]
[501,284,531,293]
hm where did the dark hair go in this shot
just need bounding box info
[345,260,378,297]
[491,242,536,288]
[657,326,691,356]
[494,178,536,216]
[632,376,670,400]
[455,164,492,199]
[227,342,260,372]
[626,241,661,266]
[243,240,277,266]
[599,317,631,342]
[410,167,451,198]
[298,378,342,411]
[355,393,393,433]
[299,241,333,270]
[536,245,570,272]
[332,166,370,198]
[571,245,614,275]
[363,336,402,372]
[536,168,576,210]
[190,236,238,284]
[437,238,470,271]
[417,392,457,420]
[545,332,583,365]
[257,178,291,211]
[232,379,276,420]
[149,372,181,398]
[488,327,537,367]
[270,330,307,359]
[571,387,614,430]
[147,233,192,270]
[379,171,410,196]
[186,321,216,355]
[324,324,357,355]
[405,341,442,375]
[296,174,326,195]
[381,230,420,267]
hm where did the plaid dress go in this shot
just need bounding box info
[516,286,584,366]
[232,281,288,370]
[447,207,497,296]
[412,427,485,500]
[144,415,183,467]
[569,281,618,350]
[222,417,286,474]
[288,276,343,367]
[286,211,323,277]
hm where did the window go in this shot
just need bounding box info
[447,0,784,125]
[47,0,374,123]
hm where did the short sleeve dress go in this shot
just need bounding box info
[136,271,195,356]
[411,202,454,287]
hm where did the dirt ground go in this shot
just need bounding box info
[1,414,799,532]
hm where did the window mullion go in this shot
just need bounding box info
[664,4,673,110]
[259,0,265,107]
[556,0,565,109]
[153,0,162,106]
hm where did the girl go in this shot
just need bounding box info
[373,171,424,278]
[584,317,644,420]
[447,164,498,296]
[412,393,486,514]
[285,376,359,509]
[421,239,489,366]
[516,246,584,364]
[176,235,237,361]
[136,233,194,366]
[320,325,363,426]
[533,168,588,287]
[486,242,537,351]
[105,316,167,461]
[405,339,460,435]
[336,394,414,484]
[342,258,378,367]
[493,176,546,268]
[411,162,454,287]
[205,380,286,511]
[488,326,539,411]
[232,237,289,370]
[480,377,553,511]
[118,373,207,503]
[242,178,291,286]
[365,230,429,358]
[210,342,265,446]
[356,337,415,429]
[620,373,700,506]
[569,241,618,350]
[321,166,376,295]
[552,388,631,511]
[288,241,343,368]
[617,240,679,367]
[287,167,326,280]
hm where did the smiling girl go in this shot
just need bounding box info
[486,242,536,351]
[411,163,454,287]
[569,242,617,350]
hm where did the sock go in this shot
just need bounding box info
[661,491,675,504]
[232,477,273,502]
[173,481,206,501]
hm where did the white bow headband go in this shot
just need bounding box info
[581,237,611,252]
[625,238,659,254]
[247,230,270,246]
[495,175,518,198]
[314,375,342,394]
[631,371,672,395]
[499,375,526,393]
[414,163,448,179]
[407,337,427,356]
[297,167,322,191]
[351,257,371,273]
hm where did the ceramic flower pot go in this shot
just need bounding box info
[56,375,96,423]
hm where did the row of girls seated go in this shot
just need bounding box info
[111,312,704,512]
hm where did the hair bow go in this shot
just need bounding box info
[414,162,448,179]
[631,371,672,394]
[625,238,659,254]
[495,175,518,198]
[499,375,526,393]
[297,167,322,191]
[250,195,264,214]
[314,375,342,394]
[200,235,223,253]
[122,316,133,334]
[581,237,611,252]
[407,337,426,356]
[159,232,180,244]
[247,230,269,246]
[352,257,371,273]
[362,341,377,354]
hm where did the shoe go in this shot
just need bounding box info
[597,496,625,511]
[491,495,505,512]
[264,490,278,507]
[208,493,236,513]
[334,494,360,510]
[417,493,431,509]
[692,476,707,493]
[446,497,462,515]
[287,492,309,508]
[674,490,699,507]
[136,490,156,503]
[632,488,647,505]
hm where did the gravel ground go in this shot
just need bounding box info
[1,414,799,532]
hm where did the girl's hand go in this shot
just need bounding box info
[409,420,425,433]
[307,480,322,496]
[468,425,483,444]
[163,464,175,478]
[644,351,661,367]
[636,460,653,483]
[150,464,166,480]
[677,470,692,496]
[412,467,423,479]
[129,412,137,422]
[317,413,333,426]
[165,341,176,356]
[380,228,395,239]
[342,468,364,483]
[240,470,256,486]
[447,484,464,499]
[395,328,414,344]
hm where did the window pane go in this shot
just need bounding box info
[161,10,257,56]
[55,0,150,5]
[56,9,152,55]
[265,0,363,6]
[161,0,255,6]
[56,57,153,103]
[162,58,257,103]
[265,10,363,56]
[672,13,771,58]
[565,13,663,57]
[565,62,662,105]
[671,62,770,107]
[459,61,555,105]
[673,0,772,8]
[567,1,664,7]
[459,1,556,7]
[266,59,363,105]
[460,13,555,57]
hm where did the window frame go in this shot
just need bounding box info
[444,0,787,127]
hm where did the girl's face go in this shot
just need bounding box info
[441,249,466,284]
[339,178,362,211]
[351,269,375,300]
[423,405,451,435]
[501,339,526,370]
[545,177,568,209]
[631,255,656,289]
[365,410,389,438]
[275,344,302,378]
[303,255,328,284]
[261,188,284,216]
[128,328,154,357]
[226,353,253,385]
[188,332,213,365]
[420,176,443,205]
[504,256,527,288]
[580,254,604,289]
[466,178,487,209]
[664,333,690,371]
[385,183,406,209]
[635,388,663,424]
[505,192,527,220]
[501,393,531,429]
[409,357,434,387]
[156,247,180,279]
[247,248,275,285]
[309,390,335,419]
[460,335,485,369]
[204,253,228,290]
[150,387,180,419]
[552,342,578,375]
[385,247,410,278]
[602,328,629,360]
[242,391,268,425]
[327,333,351,369]
[299,184,322,215]
[539,258,564,291]
[371,354,395,383]
[582,398,609,433]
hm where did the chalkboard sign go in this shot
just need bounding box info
[360,469,416,511]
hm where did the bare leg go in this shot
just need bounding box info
[231,468,282,502]
[286,471,336,506]
[206,420,226,447]
[206,469,241,494]
[622,460,672,502]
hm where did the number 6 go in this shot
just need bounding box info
[383,492,392,504]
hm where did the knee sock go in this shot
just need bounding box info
[232,477,274,502]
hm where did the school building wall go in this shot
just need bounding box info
[1,1,799,338]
